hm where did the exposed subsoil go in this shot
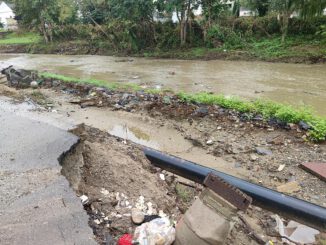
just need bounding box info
[1,77,326,244]
[60,124,186,244]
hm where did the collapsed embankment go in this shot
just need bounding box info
[1,70,326,244]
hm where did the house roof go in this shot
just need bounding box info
[0,2,15,10]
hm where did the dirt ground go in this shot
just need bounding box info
[1,78,326,244]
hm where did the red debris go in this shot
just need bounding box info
[118,234,133,245]
[300,162,326,182]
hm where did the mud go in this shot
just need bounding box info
[1,79,326,244]
[60,124,184,244]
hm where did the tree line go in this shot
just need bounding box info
[11,0,326,44]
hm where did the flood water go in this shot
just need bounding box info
[1,53,325,116]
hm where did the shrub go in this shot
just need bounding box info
[206,24,243,48]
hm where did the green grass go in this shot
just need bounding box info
[0,32,41,45]
[142,35,326,62]
[178,92,326,142]
[40,71,152,92]
[40,72,326,142]
[249,35,326,60]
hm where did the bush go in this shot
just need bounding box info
[155,21,180,49]
[288,16,326,35]
[206,24,243,48]
[52,21,157,52]
[233,15,280,37]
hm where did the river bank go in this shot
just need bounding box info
[1,53,326,117]
[0,34,325,64]
[0,76,326,244]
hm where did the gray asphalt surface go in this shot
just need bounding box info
[0,99,97,245]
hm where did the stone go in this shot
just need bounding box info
[194,107,209,117]
[277,181,301,194]
[163,96,172,105]
[250,154,259,161]
[30,81,38,88]
[256,147,273,156]
[159,174,166,181]
[277,164,286,172]
[206,140,214,145]
[131,208,145,225]
[299,121,311,131]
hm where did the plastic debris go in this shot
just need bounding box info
[133,217,176,245]
[273,215,319,244]
[118,234,133,245]
[159,174,165,181]
[79,195,89,205]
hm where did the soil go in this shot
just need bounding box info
[60,124,185,244]
[0,42,325,64]
[1,77,326,244]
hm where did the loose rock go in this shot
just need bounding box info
[131,208,145,225]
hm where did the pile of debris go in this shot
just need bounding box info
[1,66,38,88]
[60,125,324,245]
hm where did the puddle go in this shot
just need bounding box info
[109,124,160,149]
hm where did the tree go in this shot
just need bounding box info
[201,0,229,41]
[157,0,200,46]
[202,0,229,26]
[78,0,111,24]
[270,0,326,42]
[242,0,270,17]
[13,0,78,42]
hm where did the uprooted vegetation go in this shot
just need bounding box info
[39,72,326,142]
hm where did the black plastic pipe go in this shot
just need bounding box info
[143,147,326,231]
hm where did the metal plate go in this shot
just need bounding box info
[203,173,252,211]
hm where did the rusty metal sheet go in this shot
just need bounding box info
[203,173,252,211]
[300,162,326,182]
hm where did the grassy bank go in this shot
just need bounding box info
[0,32,41,45]
[143,35,326,62]
[40,72,326,142]
[0,32,324,63]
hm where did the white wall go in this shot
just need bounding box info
[0,2,15,29]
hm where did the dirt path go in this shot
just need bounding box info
[1,83,325,244]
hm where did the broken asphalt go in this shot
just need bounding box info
[0,99,96,245]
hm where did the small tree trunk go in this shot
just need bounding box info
[281,13,290,43]
[180,21,186,46]
[40,22,48,43]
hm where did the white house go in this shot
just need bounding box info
[0,1,16,30]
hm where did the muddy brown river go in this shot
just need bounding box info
[1,53,325,116]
